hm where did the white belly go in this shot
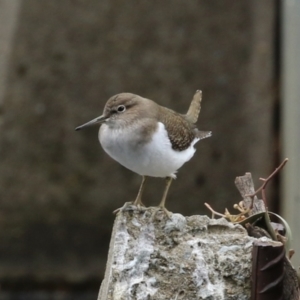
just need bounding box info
[99,122,198,178]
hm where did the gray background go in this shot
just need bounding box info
[0,0,277,299]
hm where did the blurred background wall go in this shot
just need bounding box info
[0,0,289,299]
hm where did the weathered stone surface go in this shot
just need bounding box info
[99,210,259,300]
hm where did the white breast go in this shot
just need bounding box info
[99,122,198,178]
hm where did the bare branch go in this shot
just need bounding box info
[246,158,289,204]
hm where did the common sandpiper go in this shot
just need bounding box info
[76,90,211,216]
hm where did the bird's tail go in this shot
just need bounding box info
[185,90,202,124]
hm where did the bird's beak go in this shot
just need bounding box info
[75,114,107,131]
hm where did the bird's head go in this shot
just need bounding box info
[75,93,148,131]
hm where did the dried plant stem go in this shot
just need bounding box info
[204,203,226,219]
[246,158,288,204]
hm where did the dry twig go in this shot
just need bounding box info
[246,158,288,205]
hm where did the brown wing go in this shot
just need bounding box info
[159,108,196,151]
[195,130,212,140]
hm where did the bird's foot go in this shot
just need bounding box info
[133,197,145,208]
[113,201,146,214]
[150,205,172,221]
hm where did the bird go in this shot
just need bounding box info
[75,90,211,216]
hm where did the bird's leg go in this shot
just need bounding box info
[113,176,147,214]
[151,176,173,218]
[159,176,173,209]
[133,176,147,207]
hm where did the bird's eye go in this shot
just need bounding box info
[117,105,126,112]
